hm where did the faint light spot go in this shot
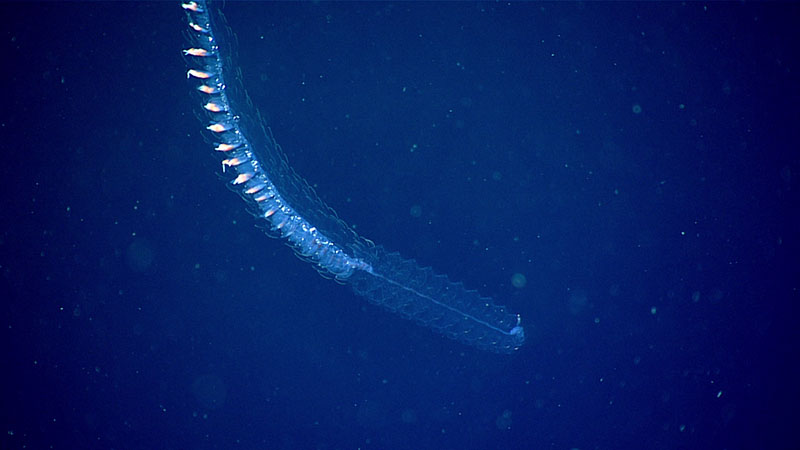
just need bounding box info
[511,273,527,289]
[495,409,513,430]
[126,238,154,272]
[191,374,227,410]
[568,289,588,315]
[409,205,422,218]
[632,104,642,114]
[400,409,418,424]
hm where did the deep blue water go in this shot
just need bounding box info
[2,2,797,449]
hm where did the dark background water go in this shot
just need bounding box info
[2,2,797,449]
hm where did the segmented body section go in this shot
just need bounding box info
[182,1,370,279]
